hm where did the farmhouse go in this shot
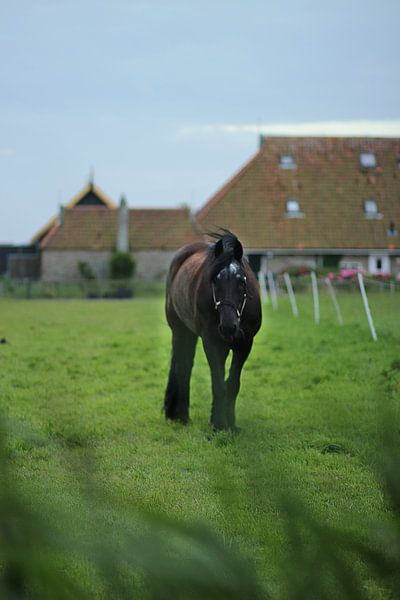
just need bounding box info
[31,135,400,282]
[36,181,199,281]
[197,136,400,276]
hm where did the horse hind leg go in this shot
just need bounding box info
[164,326,197,424]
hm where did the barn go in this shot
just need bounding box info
[37,181,199,281]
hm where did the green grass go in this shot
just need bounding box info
[0,291,399,597]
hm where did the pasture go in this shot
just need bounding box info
[0,292,399,598]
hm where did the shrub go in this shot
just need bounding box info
[109,252,135,280]
[77,261,95,280]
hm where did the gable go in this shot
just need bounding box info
[32,182,115,243]
[75,189,109,207]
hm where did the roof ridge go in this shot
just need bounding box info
[129,207,189,212]
[196,150,260,221]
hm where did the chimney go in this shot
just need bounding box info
[59,205,65,223]
[117,195,129,252]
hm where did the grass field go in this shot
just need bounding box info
[1,291,399,598]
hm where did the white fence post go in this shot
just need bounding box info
[257,271,269,304]
[310,271,319,324]
[357,272,378,341]
[325,277,343,324]
[283,272,298,318]
[267,271,278,310]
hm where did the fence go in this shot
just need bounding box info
[257,270,400,342]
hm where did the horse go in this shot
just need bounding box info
[164,230,262,431]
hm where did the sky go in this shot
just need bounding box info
[1,0,399,243]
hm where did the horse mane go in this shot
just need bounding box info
[167,241,208,284]
[205,229,244,280]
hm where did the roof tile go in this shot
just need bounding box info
[41,206,199,250]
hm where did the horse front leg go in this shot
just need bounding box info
[226,339,253,430]
[164,326,198,424]
[202,338,229,430]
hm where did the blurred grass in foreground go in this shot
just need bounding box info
[1,404,399,600]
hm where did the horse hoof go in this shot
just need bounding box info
[166,415,189,425]
[230,426,242,434]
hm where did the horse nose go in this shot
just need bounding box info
[219,323,238,339]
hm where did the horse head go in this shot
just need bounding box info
[211,234,247,343]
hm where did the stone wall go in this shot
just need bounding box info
[41,249,176,282]
[134,250,176,280]
[41,250,111,281]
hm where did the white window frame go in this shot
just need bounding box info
[363,199,382,219]
[387,224,398,237]
[285,199,304,218]
[360,152,376,168]
[280,155,297,169]
[368,255,390,274]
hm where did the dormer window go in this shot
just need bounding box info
[360,152,376,169]
[280,155,296,169]
[387,221,398,237]
[363,199,382,219]
[286,199,303,217]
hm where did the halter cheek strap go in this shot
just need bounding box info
[212,279,247,319]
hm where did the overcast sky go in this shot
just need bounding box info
[1,0,399,243]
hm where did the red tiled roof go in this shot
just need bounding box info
[129,209,199,249]
[41,206,199,250]
[32,183,115,243]
[196,137,400,250]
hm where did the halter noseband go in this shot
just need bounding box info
[212,276,247,319]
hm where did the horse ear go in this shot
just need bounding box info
[234,240,243,260]
[214,239,224,258]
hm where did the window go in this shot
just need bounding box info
[364,199,377,214]
[368,255,390,274]
[363,199,382,219]
[285,199,303,217]
[387,221,398,237]
[360,152,376,168]
[340,260,363,270]
[280,155,296,169]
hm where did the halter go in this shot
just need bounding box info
[212,276,247,319]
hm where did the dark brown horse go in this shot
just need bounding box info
[164,230,262,431]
